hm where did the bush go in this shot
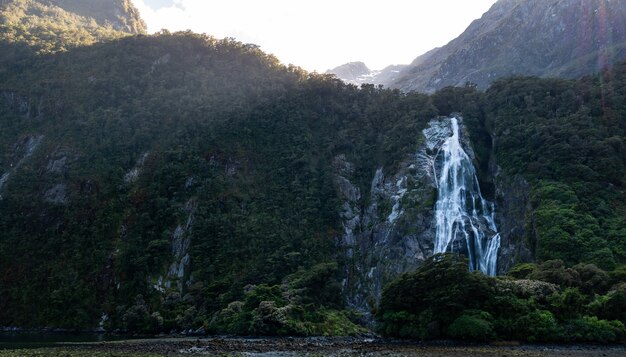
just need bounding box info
[377,254,495,339]
[592,283,626,324]
[207,279,365,336]
[507,263,539,279]
[563,316,625,342]
[609,265,626,285]
[377,254,494,338]
[379,310,433,339]
[529,260,581,287]
[284,262,343,307]
[121,295,151,332]
[514,310,562,342]
[572,263,610,295]
[547,287,587,320]
[447,311,495,341]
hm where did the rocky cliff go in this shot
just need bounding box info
[47,0,146,34]
[392,0,626,92]
[337,115,532,313]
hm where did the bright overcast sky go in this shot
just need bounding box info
[131,0,498,72]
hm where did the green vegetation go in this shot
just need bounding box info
[207,263,365,336]
[377,69,626,342]
[0,0,133,53]
[1,0,626,340]
[378,254,626,342]
[0,26,436,332]
[485,71,626,270]
[48,0,146,34]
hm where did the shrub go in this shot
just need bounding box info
[377,254,494,338]
[530,260,581,287]
[447,311,495,341]
[512,310,562,342]
[592,283,626,324]
[563,316,625,342]
[547,287,587,320]
[572,263,610,294]
[507,263,539,279]
[609,265,626,285]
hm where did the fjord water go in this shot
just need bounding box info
[0,332,129,349]
[433,117,500,275]
[0,330,156,350]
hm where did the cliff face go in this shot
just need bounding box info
[48,0,146,34]
[335,148,436,313]
[337,116,532,313]
[392,0,626,93]
[491,165,535,274]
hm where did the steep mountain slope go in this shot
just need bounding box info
[486,71,626,270]
[0,28,442,331]
[326,62,370,83]
[0,0,144,53]
[392,0,626,93]
[1,0,625,337]
[45,0,146,34]
[327,62,406,86]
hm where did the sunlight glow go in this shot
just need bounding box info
[132,0,498,72]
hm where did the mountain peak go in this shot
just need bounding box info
[327,62,407,86]
[326,62,371,82]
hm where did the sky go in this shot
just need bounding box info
[131,0,498,72]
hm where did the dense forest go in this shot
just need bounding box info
[0,0,626,342]
[0,29,438,334]
[379,254,626,343]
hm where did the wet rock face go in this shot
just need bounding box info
[333,155,361,248]
[46,156,68,174]
[43,183,68,204]
[45,148,79,175]
[0,91,42,119]
[0,135,44,192]
[492,169,535,274]
[153,198,197,293]
[338,116,531,312]
[337,119,469,314]
[124,152,149,183]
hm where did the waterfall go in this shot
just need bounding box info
[433,117,500,275]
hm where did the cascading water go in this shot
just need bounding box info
[433,117,500,276]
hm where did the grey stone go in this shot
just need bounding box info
[44,183,68,204]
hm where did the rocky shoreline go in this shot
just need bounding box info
[4,337,626,356]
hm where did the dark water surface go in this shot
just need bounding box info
[0,331,139,349]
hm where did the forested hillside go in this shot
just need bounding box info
[376,67,626,342]
[486,71,626,270]
[0,0,625,342]
[0,29,438,332]
[0,0,143,54]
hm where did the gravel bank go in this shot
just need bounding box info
[3,337,626,356]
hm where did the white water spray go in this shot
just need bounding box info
[433,117,500,275]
